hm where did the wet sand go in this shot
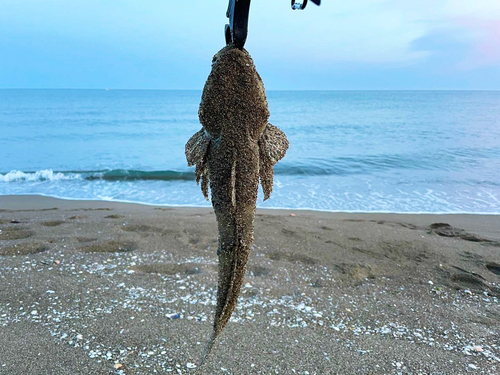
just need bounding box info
[0,195,499,374]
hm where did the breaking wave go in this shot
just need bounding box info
[0,170,81,182]
[0,169,195,183]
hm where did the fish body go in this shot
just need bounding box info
[185,45,288,364]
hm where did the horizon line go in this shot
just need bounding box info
[1,88,500,92]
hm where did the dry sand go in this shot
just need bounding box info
[0,195,499,374]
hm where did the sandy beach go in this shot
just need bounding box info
[0,195,499,374]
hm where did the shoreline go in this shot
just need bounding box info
[2,193,500,216]
[1,194,499,373]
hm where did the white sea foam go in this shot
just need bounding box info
[0,169,81,182]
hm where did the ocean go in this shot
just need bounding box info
[1,89,499,213]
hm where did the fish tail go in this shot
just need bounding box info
[199,145,258,367]
[198,331,218,369]
[211,147,258,332]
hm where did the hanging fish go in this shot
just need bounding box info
[185,44,289,365]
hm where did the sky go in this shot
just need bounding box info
[1,0,499,90]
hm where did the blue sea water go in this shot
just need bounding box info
[1,89,499,213]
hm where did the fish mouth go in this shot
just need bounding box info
[211,44,253,68]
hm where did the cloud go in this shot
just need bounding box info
[249,1,431,65]
[249,0,500,70]
[387,1,500,69]
[1,0,499,89]
[408,17,500,72]
[409,27,471,69]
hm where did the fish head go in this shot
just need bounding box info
[199,45,270,142]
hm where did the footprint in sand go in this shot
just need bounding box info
[449,272,488,291]
[265,251,318,265]
[430,223,500,245]
[0,227,34,240]
[486,263,500,276]
[430,223,474,239]
[132,263,204,275]
[0,242,49,256]
[80,241,138,253]
[446,267,500,295]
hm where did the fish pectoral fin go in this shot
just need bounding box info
[258,123,289,200]
[258,123,289,164]
[185,128,211,200]
[185,128,211,167]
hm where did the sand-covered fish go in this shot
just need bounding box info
[185,45,289,364]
